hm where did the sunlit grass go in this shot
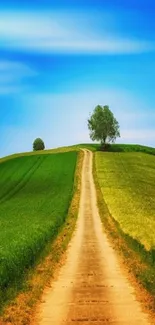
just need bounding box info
[96,152,155,250]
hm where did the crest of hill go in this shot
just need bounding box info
[0,143,155,164]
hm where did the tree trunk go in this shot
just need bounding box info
[101,138,106,151]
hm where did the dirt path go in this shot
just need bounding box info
[37,150,151,325]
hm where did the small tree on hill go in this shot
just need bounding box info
[33,138,45,151]
[88,105,120,148]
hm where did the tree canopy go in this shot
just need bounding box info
[33,138,45,151]
[88,105,120,145]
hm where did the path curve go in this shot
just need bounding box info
[37,149,151,325]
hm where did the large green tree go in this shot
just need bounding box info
[88,105,120,145]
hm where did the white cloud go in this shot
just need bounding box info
[0,86,21,95]
[0,60,36,94]
[0,12,68,40]
[0,60,36,79]
[0,11,153,54]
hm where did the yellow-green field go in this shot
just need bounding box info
[95,152,155,250]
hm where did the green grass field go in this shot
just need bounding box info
[0,151,77,303]
[95,152,155,250]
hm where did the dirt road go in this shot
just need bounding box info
[37,150,150,325]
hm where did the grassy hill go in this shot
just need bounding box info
[1,143,155,165]
[1,142,155,310]
[0,151,77,306]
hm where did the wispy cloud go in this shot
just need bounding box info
[0,11,153,54]
[0,61,35,75]
[0,60,36,94]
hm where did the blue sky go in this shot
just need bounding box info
[0,0,155,157]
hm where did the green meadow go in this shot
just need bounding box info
[0,151,77,303]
